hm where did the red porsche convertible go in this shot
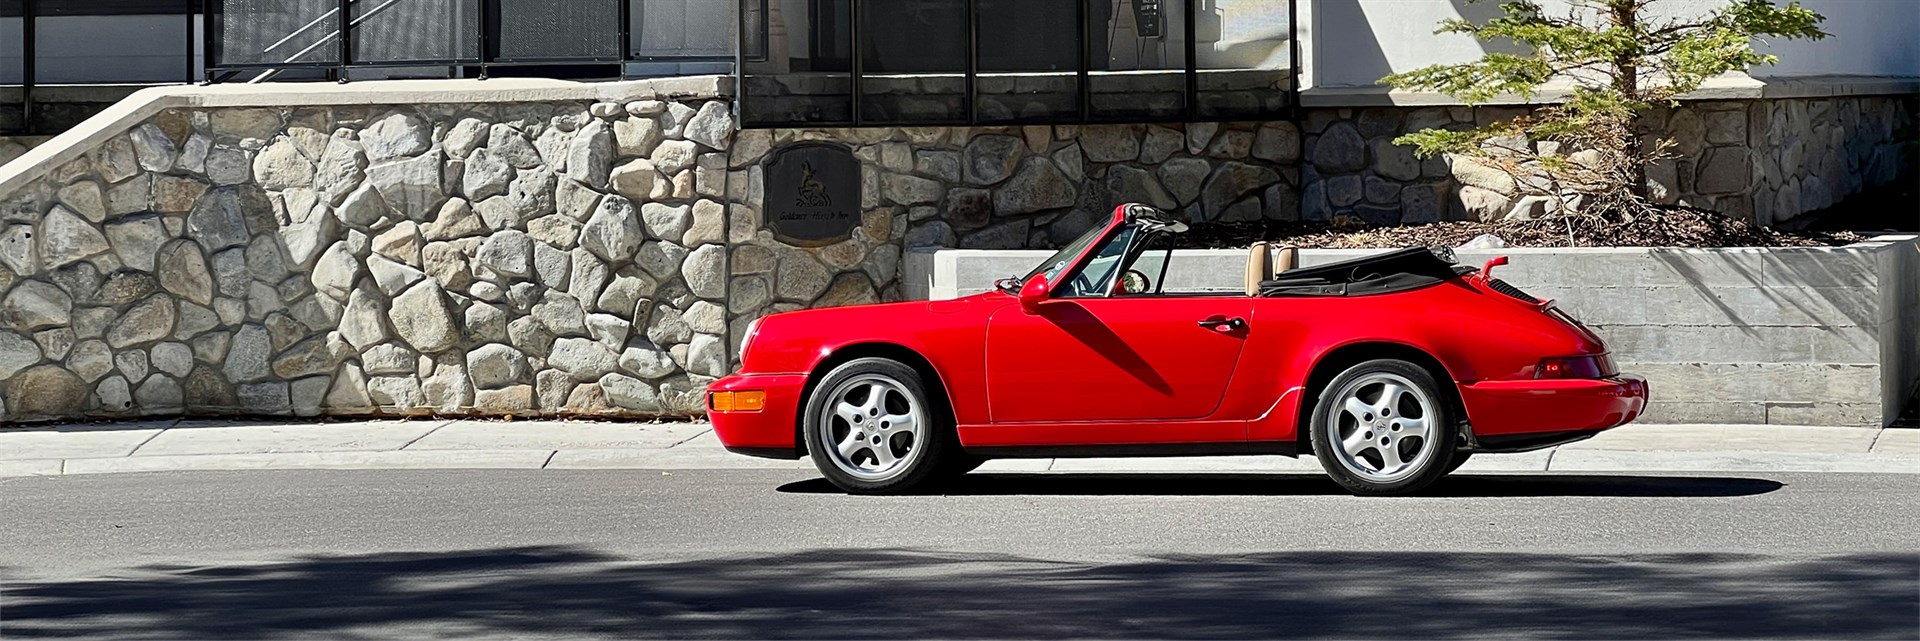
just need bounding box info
[708,204,1648,495]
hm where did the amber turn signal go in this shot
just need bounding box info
[708,390,767,412]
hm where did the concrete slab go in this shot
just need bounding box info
[976,458,1055,472]
[1869,429,1920,455]
[63,449,552,475]
[406,420,709,451]
[1563,424,1882,454]
[0,427,164,460]
[545,448,811,470]
[0,459,64,477]
[1548,449,1920,474]
[133,420,445,456]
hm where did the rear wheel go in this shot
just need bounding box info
[1309,359,1459,496]
[802,358,957,494]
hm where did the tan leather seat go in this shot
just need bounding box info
[1246,242,1273,296]
[1247,243,1301,296]
[1276,245,1299,273]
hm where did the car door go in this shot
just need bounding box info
[984,295,1253,424]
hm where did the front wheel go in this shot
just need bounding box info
[1309,359,1459,496]
[802,357,956,494]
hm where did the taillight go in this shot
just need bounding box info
[1535,354,1616,379]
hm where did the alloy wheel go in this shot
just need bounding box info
[1327,372,1438,482]
[818,373,926,481]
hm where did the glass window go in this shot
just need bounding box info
[859,0,966,125]
[1195,0,1290,120]
[974,0,1078,124]
[31,0,195,82]
[630,0,751,60]
[742,0,852,125]
[1089,0,1186,121]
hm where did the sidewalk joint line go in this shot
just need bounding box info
[540,450,558,469]
[1543,447,1559,472]
[125,423,172,457]
[664,426,713,449]
[397,419,457,451]
[1866,428,1885,454]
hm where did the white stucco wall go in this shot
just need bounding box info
[1753,0,1920,79]
[1306,0,1919,89]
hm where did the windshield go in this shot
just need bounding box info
[1014,222,1110,287]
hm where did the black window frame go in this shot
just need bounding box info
[737,0,1300,128]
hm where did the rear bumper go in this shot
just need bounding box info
[1459,375,1648,439]
[706,373,808,459]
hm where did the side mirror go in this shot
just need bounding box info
[1019,275,1051,313]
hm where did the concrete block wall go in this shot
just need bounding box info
[908,238,1920,426]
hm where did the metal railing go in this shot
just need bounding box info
[203,0,768,84]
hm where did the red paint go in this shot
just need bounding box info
[708,205,1649,459]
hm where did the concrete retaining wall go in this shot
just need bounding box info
[906,238,1920,426]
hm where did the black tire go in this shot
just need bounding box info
[1443,451,1473,475]
[1309,358,1459,496]
[802,357,957,494]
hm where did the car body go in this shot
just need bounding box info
[708,203,1648,494]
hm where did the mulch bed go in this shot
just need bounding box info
[1179,206,1868,249]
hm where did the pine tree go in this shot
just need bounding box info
[1382,0,1826,216]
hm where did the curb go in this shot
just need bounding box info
[3,448,1914,477]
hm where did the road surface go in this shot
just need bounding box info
[2,469,1916,639]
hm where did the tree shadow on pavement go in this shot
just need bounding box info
[777,473,1786,497]
[3,547,1907,640]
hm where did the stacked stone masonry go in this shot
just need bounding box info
[1,82,1911,422]
[1297,96,1913,226]
[0,97,747,421]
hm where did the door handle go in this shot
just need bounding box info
[1198,316,1246,331]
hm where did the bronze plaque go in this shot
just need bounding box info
[764,143,861,246]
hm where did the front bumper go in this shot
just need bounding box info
[1459,374,1648,438]
[706,373,808,459]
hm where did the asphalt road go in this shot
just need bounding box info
[2,469,1916,639]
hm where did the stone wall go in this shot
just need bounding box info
[1294,95,1916,226]
[0,93,746,422]
[720,121,1304,355]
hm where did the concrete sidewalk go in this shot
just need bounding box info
[0,419,1915,477]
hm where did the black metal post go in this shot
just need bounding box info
[1287,0,1302,119]
[849,0,862,127]
[202,0,215,82]
[617,0,631,77]
[336,0,352,81]
[964,0,977,125]
[185,0,196,84]
[1077,0,1090,123]
[734,0,747,122]
[22,0,35,134]
[476,0,491,78]
[1183,0,1197,121]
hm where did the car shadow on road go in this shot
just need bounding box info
[1,547,1910,639]
[777,473,1786,497]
